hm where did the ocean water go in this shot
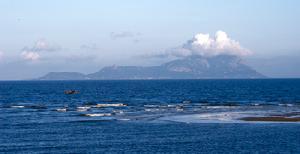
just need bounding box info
[0,79,300,153]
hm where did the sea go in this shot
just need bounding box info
[0,79,300,153]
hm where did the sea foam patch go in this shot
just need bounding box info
[158,112,263,123]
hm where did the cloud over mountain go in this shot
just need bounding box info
[159,31,252,58]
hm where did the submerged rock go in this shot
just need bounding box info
[240,116,300,122]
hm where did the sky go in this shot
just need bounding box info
[0,0,300,80]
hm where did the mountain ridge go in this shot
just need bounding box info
[38,55,266,80]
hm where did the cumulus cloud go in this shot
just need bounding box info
[21,51,40,61]
[21,39,60,61]
[160,30,252,58]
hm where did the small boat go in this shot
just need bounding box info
[64,90,79,94]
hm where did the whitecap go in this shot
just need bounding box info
[145,108,160,112]
[118,118,130,121]
[144,105,159,108]
[176,106,184,111]
[94,103,127,107]
[176,108,184,112]
[56,108,67,112]
[76,106,91,112]
[167,105,176,107]
[278,103,293,107]
[10,105,25,108]
[113,110,124,114]
[83,113,112,117]
[182,100,191,104]
[203,106,237,109]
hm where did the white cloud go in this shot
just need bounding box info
[0,51,3,60]
[22,39,61,52]
[21,51,40,61]
[163,30,252,58]
[110,32,142,43]
[20,39,60,61]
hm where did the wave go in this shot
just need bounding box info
[76,106,91,112]
[56,108,67,112]
[82,113,112,117]
[9,105,47,109]
[278,103,294,107]
[94,103,127,107]
[10,105,25,108]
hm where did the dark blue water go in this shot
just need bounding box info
[1,79,300,153]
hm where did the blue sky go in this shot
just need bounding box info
[0,0,300,79]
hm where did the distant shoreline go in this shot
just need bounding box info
[1,78,300,82]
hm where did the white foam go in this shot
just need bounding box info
[113,110,124,114]
[279,104,293,107]
[176,108,184,112]
[11,105,25,108]
[159,112,261,123]
[167,105,176,107]
[182,100,191,104]
[83,113,112,117]
[76,106,91,112]
[118,118,130,121]
[145,108,161,112]
[144,105,159,107]
[56,108,67,112]
[94,103,127,107]
[202,106,237,109]
[252,103,260,106]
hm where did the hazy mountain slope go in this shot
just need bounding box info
[39,72,87,80]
